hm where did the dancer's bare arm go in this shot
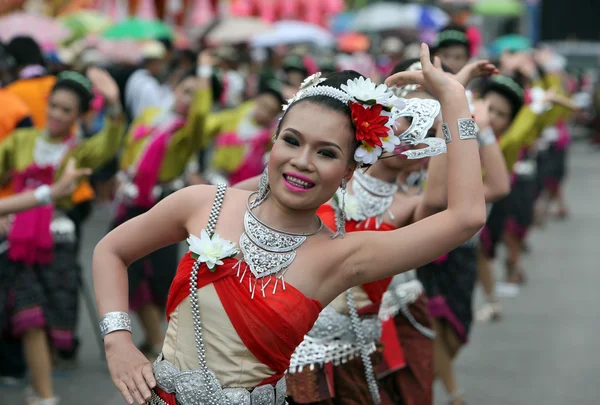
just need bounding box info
[93,185,214,405]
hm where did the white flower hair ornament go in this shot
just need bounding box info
[282,73,445,165]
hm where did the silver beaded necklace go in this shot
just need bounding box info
[237,192,324,298]
[350,170,398,228]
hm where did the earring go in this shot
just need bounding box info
[332,179,347,239]
[253,167,270,208]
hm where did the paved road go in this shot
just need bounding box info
[2,142,599,405]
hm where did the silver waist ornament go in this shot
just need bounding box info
[237,191,324,298]
[346,290,382,404]
[350,169,398,229]
[288,307,381,372]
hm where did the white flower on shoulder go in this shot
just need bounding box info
[299,72,327,91]
[354,143,382,165]
[187,229,239,271]
[342,76,394,106]
[380,133,401,153]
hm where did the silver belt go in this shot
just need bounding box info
[379,273,435,340]
[288,306,381,373]
[153,355,287,405]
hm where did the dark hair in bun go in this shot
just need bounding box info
[52,71,94,114]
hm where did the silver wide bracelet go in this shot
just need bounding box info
[478,126,497,147]
[457,118,478,140]
[441,123,452,144]
[99,311,132,339]
[33,185,52,204]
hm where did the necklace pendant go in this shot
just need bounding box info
[239,233,296,279]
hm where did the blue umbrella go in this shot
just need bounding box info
[329,12,357,34]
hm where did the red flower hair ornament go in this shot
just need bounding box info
[282,73,445,165]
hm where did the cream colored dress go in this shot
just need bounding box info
[162,284,274,388]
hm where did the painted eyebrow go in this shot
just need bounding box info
[282,127,344,153]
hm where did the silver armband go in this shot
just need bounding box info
[33,185,52,204]
[457,118,477,141]
[441,123,452,144]
[478,126,497,147]
[99,311,132,339]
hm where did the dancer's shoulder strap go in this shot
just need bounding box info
[205,184,227,236]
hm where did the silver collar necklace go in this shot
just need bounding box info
[238,192,323,298]
[351,170,397,228]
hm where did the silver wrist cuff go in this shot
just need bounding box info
[478,126,497,147]
[441,123,452,144]
[457,118,477,140]
[34,185,52,204]
[99,311,132,339]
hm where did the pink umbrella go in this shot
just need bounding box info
[303,0,323,26]
[230,0,254,16]
[0,12,72,44]
[256,0,277,23]
[280,0,299,20]
[136,0,158,20]
[187,0,215,28]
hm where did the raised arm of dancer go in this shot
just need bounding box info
[0,158,91,216]
[73,68,125,170]
[473,100,511,202]
[412,122,448,222]
[93,185,214,404]
[334,45,486,288]
[454,59,498,88]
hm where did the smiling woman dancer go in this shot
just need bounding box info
[93,44,486,405]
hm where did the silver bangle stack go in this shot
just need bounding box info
[99,311,132,339]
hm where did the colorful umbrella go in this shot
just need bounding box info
[329,12,357,34]
[351,3,448,32]
[0,12,72,44]
[102,18,173,40]
[204,17,272,45]
[59,11,112,38]
[251,20,335,48]
[474,0,524,16]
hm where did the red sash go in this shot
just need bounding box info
[166,253,322,385]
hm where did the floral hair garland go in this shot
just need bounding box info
[283,73,407,165]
